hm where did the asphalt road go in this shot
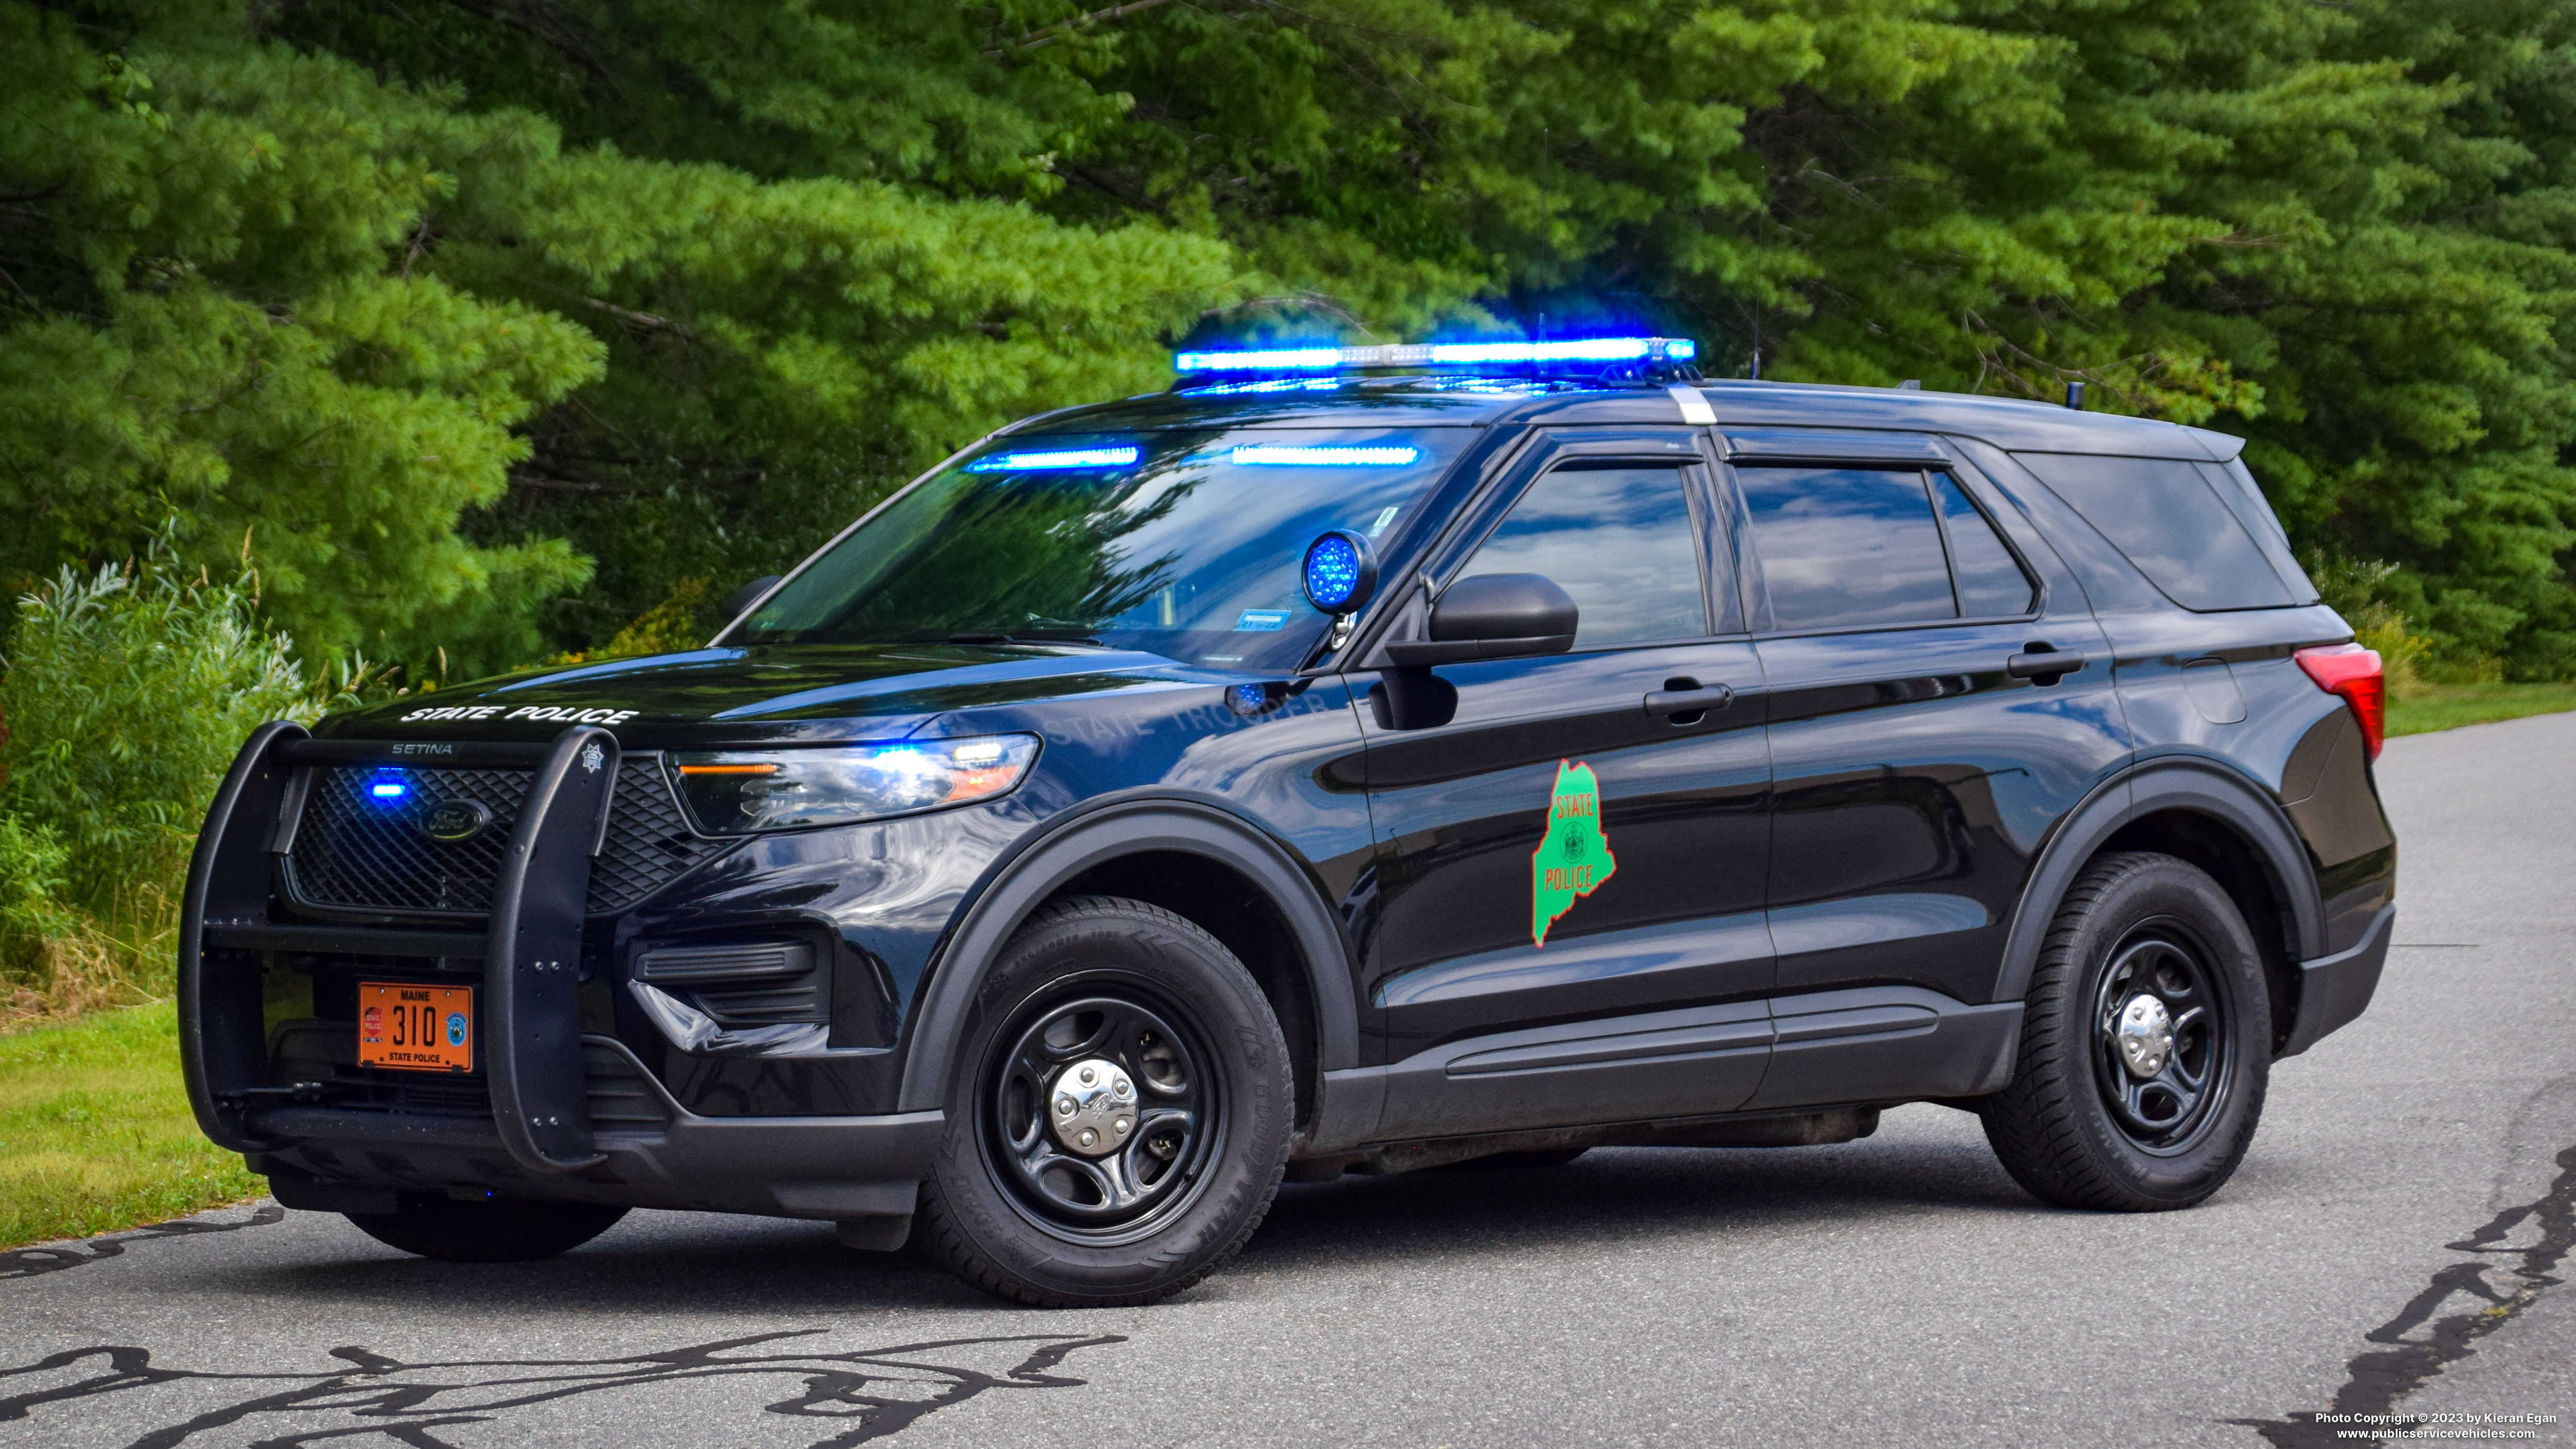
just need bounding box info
[5,713,2572,1448]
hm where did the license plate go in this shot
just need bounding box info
[358,982,474,1072]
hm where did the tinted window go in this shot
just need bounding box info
[2015,453,2295,610]
[2207,459,2321,605]
[1933,474,2036,616]
[1462,464,1706,647]
[1740,467,1954,629]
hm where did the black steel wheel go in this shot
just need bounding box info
[916,896,1292,1307]
[984,991,1221,1242]
[1981,852,2271,1211]
[2089,929,2230,1153]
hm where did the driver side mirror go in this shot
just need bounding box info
[1382,574,1579,666]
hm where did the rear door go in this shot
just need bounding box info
[1730,431,2128,1014]
[1355,428,1774,1133]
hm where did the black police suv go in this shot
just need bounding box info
[180,338,2395,1307]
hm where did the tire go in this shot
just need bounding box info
[344,1195,627,1262]
[1981,851,2272,1211]
[914,896,1293,1308]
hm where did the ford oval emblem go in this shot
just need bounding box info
[419,799,492,844]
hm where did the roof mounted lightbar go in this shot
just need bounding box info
[1174,335,1697,373]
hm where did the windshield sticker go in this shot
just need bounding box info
[1233,610,1291,632]
[1532,760,1616,948]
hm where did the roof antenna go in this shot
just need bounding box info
[2064,380,2085,410]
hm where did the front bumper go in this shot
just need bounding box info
[250,1037,941,1219]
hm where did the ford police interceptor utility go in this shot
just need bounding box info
[180,336,2395,1306]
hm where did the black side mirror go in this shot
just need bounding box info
[722,575,783,621]
[1382,574,1578,665]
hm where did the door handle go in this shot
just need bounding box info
[2007,645,2087,685]
[1644,681,1735,718]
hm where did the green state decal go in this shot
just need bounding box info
[1531,759,1615,947]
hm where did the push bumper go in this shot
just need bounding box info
[2278,903,2394,1057]
[179,723,935,1220]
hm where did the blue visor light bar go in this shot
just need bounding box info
[1231,444,1420,467]
[1175,336,1695,373]
[966,445,1141,473]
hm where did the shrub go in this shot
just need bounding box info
[0,546,320,1011]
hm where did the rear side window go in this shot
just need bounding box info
[1461,463,1709,647]
[1933,474,2037,616]
[2014,453,2296,610]
[1739,466,2035,629]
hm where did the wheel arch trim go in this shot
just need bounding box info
[1992,757,2326,1007]
[895,796,1360,1113]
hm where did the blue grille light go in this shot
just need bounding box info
[1302,530,1378,614]
[1231,444,1420,467]
[370,778,407,801]
[1174,336,1695,373]
[965,445,1142,473]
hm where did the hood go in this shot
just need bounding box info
[315,642,1219,748]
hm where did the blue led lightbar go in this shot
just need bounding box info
[1231,444,1420,467]
[966,445,1141,473]
[1175,336,1696,373]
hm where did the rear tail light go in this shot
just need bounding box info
[2295,644,2385,761]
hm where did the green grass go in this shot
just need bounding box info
[2387,681,2576,738]
[0,999,262,1249]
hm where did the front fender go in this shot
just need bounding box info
[893,795,1361,1114]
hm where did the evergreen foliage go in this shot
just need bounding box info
[4,0,2575,674]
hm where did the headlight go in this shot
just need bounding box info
[669,735,1041,834]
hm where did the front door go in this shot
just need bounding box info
[1354,431,1774,1134]
[1732,441,2128,1014]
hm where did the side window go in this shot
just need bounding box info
[1460,463,1708,647]
[2014,453,2296,611]
[1738,466,1954,629]
[1932,474,2037,616]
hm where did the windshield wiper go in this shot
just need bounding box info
[945,631,1108,647]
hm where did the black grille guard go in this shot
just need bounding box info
[181,723,624,1177]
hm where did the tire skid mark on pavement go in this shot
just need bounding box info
[0,1330,1125,1447]
[2232,1136,2576,1447]
[0,1206,285,1282]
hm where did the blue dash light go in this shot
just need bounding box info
[1302,530,1377,614]
[1175,336,1695,373]
[966,445,1141,473]
[1232,444,1420,467]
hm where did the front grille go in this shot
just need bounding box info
[269,1021,675,1132]
[284,756,723,918]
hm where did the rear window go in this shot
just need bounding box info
[2013,453,2296,611]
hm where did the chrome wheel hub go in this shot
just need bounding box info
[1049,1057,1138,1157]
[2114,994,2177,1079]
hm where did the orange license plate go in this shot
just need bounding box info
[358,982,474,1072]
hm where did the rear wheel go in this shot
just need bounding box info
[1981,852,2271,1211]
[343,1196,627,1262]
[915,896,1292,1308]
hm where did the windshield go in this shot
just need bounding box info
[731,427,1466,670]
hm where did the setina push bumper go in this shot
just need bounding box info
[177,721,941,1238]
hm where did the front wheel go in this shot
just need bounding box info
[914,897,1293,1307]
[1981,852,2272,1211]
